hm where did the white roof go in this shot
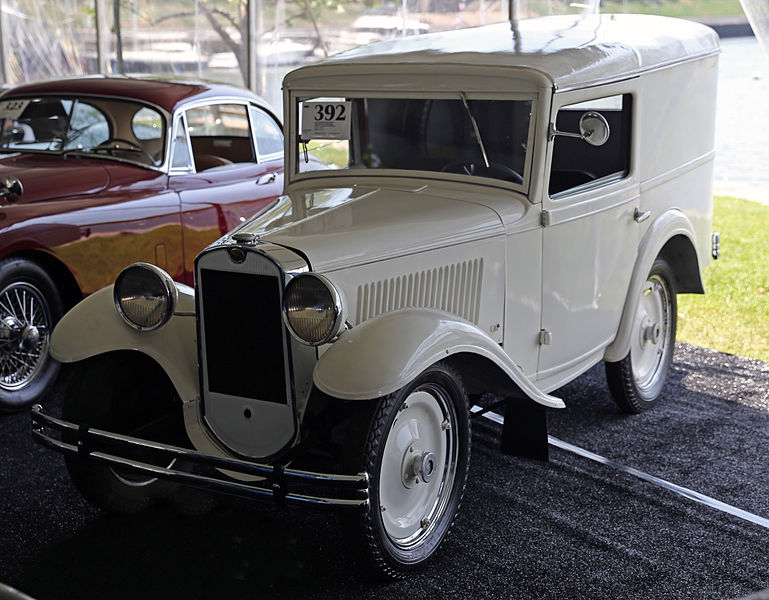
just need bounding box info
[287,14,719,91]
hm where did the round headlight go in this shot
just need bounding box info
[283,273,343,345]
[114,263,177,331]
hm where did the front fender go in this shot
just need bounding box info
[50,284,199,404]
[604,208,700,363]
[313,308,564,409]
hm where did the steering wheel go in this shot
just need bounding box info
[92,138,154,163]
[441,161,523,184]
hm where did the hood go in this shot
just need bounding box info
[240,183,505,271]
[0,154,110,204]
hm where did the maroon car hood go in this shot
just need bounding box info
[0,154,110,204]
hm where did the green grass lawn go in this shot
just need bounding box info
[677,196,769,362]
[598,0,744,18]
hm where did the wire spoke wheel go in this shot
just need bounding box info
[0,281,51,390]
[0,258,64,411]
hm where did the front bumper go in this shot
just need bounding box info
[31,404,369,510]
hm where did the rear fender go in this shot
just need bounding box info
[604,209,701,363]
[313,308,564,409]
[49,284,198,404]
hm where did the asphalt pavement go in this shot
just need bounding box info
[1,342,768,600]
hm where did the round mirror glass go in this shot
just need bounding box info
[579,111,610,147]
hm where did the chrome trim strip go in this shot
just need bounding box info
[31,405,369,510]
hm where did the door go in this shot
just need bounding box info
[537,89,640,389]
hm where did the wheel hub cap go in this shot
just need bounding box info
[379,387,458,549]
[0,316,23,350]
[642,321,661,346]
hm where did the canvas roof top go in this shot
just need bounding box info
[286,14,719,91]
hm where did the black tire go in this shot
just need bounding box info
[605,258,677,413]
[356,362,471,578]
[0,258,64,412]
[64,352,185,514]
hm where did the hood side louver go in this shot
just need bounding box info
[355,259,484,325]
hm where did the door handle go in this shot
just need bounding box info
[257,173,277,185]
[633,208,651,223]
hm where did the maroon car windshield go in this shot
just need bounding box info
[0,96,166,167]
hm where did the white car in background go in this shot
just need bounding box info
[34,14,720,578]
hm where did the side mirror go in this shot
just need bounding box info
[579,111,610,146]
[549,111,611,147]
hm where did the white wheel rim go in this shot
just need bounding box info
[630,274,671,391]
[379,384,458,549]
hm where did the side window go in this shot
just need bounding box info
[171,115,193,170]
[185,103,255,171]
[250,107,283,158]
[549,93,632,197]
[132,107,163,141]
[63,102,109,150]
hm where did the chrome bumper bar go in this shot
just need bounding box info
[31,404,369,510]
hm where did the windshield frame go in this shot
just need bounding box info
[0,94,170,171]
[287,89,537,194]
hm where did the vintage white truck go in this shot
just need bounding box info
[33,14,720,577]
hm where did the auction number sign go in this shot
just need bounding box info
[0,99,30,120]
[301,101,351,141]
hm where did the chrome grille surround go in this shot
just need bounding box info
[195,242,315,460]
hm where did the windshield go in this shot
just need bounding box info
[0,96,166,167]
[296,95,533,185]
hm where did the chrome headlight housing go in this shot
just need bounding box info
[114,263,177,331]
[283,273,344,346]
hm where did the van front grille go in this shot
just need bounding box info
[200,268,287,404]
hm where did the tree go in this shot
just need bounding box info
[147,0,336,87]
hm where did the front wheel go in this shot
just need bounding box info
[358,362,470,578]
[0,258,64,412]
[605,258,677,413]
[64,352,186,514]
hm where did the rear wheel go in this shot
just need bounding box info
[64,353,186,514]
[357,362,471,578]
[606,258,677,413]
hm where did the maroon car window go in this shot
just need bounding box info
[251,108,283,157]
[185,103,256,170]
[132,107,164,141]
[63,103,109,150]
[171,116,193,170]
[0,96,166,169]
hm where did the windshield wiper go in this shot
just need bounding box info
[459,92,490,168]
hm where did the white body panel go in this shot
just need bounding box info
[314,309,564,408]
[50,285,200,406]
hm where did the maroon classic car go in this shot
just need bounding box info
[0,76,284,410]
